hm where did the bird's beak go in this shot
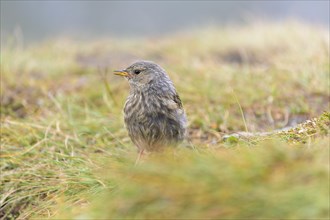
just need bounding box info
[114,70,129,77]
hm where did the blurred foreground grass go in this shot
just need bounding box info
[1,22,329,219]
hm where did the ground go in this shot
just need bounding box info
[1,22,329,219]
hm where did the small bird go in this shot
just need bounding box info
[114,61,187,160]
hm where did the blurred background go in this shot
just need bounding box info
[1,1,330,219]
[1,0,329,44]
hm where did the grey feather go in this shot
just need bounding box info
[118,61,187,151]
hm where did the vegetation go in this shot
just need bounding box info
[1,22,329,219]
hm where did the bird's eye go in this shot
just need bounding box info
[134,69,141,75]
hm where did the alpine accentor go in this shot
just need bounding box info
[114,61,187,157]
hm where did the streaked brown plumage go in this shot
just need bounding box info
[114,61,187,156]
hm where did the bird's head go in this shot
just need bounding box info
[114,61,170,90]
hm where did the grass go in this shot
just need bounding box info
[1,21,329,219]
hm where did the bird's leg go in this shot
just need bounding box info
[134,149,145,166]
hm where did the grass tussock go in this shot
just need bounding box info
[1,21,329,219]
[79,141,329,219]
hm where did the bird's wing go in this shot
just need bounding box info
[164,93,184,113]
[173,93,183,109]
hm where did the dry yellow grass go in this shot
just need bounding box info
[1,21,329,219]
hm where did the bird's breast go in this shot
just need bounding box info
[123,92,186,150]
